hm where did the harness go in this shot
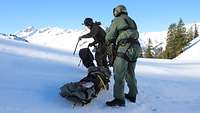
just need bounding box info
[114,16,140,63]
[116,38,139,63]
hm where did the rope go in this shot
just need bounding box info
[97,75,106,89]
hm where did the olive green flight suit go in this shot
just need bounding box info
[106,14,142,100]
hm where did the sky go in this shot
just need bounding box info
[0,0,200,34]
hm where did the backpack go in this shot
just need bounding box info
[59,66,111,106]
[79,48,95,68]
[60,81,96,106]
[60,48,111,106]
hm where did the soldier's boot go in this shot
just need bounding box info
[106,98,125,107]
[125,93,136,103]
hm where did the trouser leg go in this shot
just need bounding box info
[125,62,138,98]
[113,57,128,100]
[95,47,108,67]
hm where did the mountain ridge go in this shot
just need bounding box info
[1,22,200,52]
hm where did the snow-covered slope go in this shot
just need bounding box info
[175,23,200,60]
[176,36,200,60]
[0,37,200,113]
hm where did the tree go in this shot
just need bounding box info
[175,18,187,55]
[161,19,198,59]
[144,38,154,58]
[186,27,194,43]
[194,24,199,38]
[164,23,177,59]
[163,18,191,59]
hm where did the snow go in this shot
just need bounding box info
[15,26,93,52]
[139,31,167,49]
[176,36,200,60]
[18,26,38,38]
[0,35,200,113]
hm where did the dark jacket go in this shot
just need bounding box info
[80,23,106,46]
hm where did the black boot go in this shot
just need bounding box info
[125,94,136,103]
[106,98,125,107]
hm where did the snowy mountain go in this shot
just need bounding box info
[0,36,200,113]
[0,33,28,42]
[15,26,167,51]
[139,31,167,49]
[16,26,38,38]
[13,26,96,52]
[185,22,200,31]
[1,22,200,53]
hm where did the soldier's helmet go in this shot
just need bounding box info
[83,18,94,26]
[113,5,128,17]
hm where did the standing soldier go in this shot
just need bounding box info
[79,18,108,68]
[105,5,142,106]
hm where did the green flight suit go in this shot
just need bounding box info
[106,14,142,100]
